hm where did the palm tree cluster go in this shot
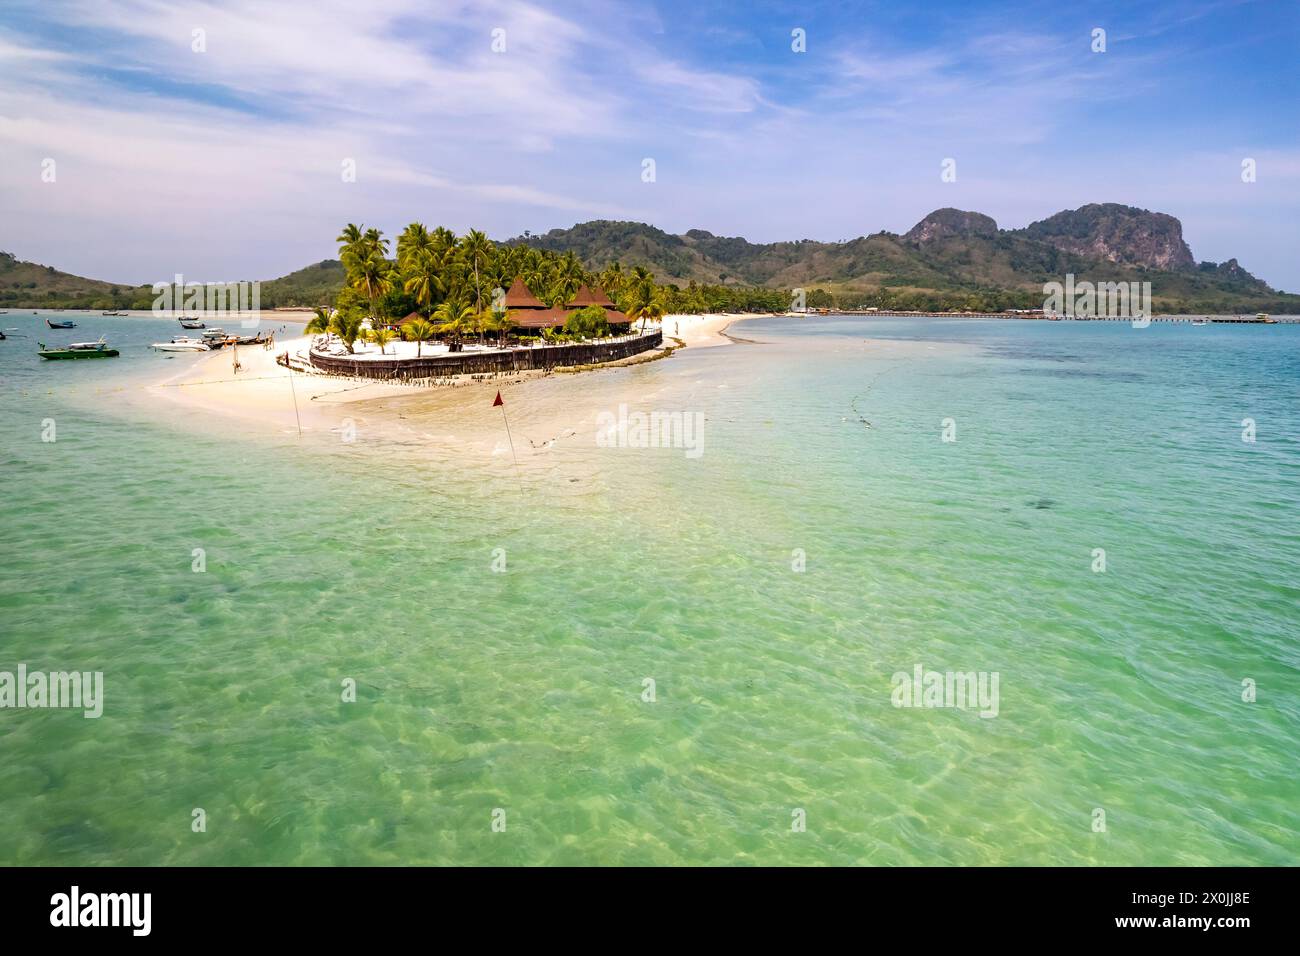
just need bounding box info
[326,222,676,342]
[312,222,811,354]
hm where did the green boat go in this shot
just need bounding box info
[38,340,120,360]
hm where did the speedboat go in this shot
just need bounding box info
[1191,317,1209,326]
[46,319,77,329]
[152,336,211,352]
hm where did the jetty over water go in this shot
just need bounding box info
[810,310,1287,323]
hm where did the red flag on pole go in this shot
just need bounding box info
[494,390,523,494]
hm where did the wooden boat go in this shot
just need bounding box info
[178,317,206,329]
[45,319,77,329]
[199,328,274,349]
[38,340,119,359]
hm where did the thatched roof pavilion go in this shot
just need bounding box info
[565,284,632,326]
[500,277,635,330]
[503,277,567,330]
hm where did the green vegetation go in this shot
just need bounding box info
[0,250,347,310]
[363,325,397,355]
[305,304,363,353]
[5,202,1298,315]
[402,318,437,356]
[563,305,610,339]
[502,213,1300,314]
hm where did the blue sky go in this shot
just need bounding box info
[1,0,1297,288]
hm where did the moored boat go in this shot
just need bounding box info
[199,327,229,347]
[38,340,118,359]
[46,319,77,329]
[178,317,206,329]
[151,336,211,352]
[69,337,112,350]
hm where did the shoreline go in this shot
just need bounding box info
[146,312,771,435]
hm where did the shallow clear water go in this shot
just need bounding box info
[1,311,1297,865]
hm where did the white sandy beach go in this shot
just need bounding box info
[660,312,764,347]
[121,310,797,491]
[148,313,768,434]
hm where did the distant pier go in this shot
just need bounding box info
[801,310,1288,323]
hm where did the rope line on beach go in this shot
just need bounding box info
[308,381,382,401]
[526,428,577,450]
[154,374,297,387]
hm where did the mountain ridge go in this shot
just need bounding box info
[2,203,1295,312]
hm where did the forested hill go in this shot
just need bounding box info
[4,202,1297,314]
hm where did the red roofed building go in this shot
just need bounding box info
[501,277,635,332]
[566,284,632,328]
[502,277,567,330]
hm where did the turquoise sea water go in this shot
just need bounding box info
[1,311,1297,865]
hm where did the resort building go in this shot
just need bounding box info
[501,277,633,332]
[388,278,637,334]
[566,283,633,330]
[501,277,568,331]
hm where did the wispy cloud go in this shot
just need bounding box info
[0,0,1294,287]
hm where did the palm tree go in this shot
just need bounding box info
[624,267,662,333]
[431,226,457,253]
[600,261,625,298]
[305,306,333,340]
[628,298,664,333]
[460,229,494,312]
[363,227,389,258]
[336,223,363,258]
[397,222,432,271]
[329,309,364,354]
[349,248,394,324]
[403,318,437,357]
[482,309,514,348]
[549,273,580,307]
[403,249,444,311]
[472,308,511,347]
[433,299,477,350]
[365,325,397,355]
[524,262,548,298]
